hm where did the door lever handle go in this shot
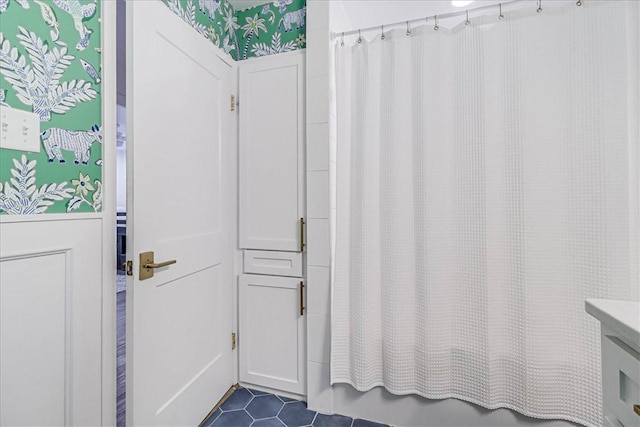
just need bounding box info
[143,259,177,269]
[139,251,176,280]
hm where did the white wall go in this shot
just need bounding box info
[329,0,504,33]
[302,1,579,426]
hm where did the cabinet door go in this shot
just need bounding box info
[239,52,305,251]
[239,274,306,394]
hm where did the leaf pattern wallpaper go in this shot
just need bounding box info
[0,0,102,214]
[234,0,305,60]
[161,0,306,61]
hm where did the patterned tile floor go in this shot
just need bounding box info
[202,387,389,427]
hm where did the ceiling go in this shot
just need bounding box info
[227,0,271,11]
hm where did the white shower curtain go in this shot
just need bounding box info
[331,2,639,427]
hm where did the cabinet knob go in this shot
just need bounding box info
[634,404,640,416]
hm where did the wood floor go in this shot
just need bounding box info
[117,290,126,426]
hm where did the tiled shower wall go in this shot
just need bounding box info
[305,0,332,415]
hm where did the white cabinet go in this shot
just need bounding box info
[239,274,306,394]
[239,51,305,251]
[586,299,640,427]
[238,51,306,395]
[602,335,640,427]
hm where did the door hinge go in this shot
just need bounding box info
[230,94,236,111]
[125,260,133,276]
[231,332,237,350]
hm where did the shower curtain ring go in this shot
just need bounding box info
[358,29,362,43]
[465,10,470,25]
[537,0,542,13]
[434,15,439,31]
[381,25,385,40]
[406,21,411,36]
[341,32,344,47]
[499,3,504,20]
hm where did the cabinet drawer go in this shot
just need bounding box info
[602,335,640,427]
[244,250,303,277]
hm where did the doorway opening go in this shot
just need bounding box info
[115,102,126,426]
[115,0,127,425]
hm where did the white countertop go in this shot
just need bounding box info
[586,299,640,351]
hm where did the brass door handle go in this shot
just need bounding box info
[143,260,177,269]
[139,251,176,280]
[299,281,305,316]
[300,217,305,252]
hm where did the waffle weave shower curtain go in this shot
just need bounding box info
[331,2,639,426]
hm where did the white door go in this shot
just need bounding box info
[126,2,235,425]
[239,52,305,251]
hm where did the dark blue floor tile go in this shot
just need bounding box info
[252,417,286,427]
[247,388,271,397]
[221,388,253,411]
[202,408,222,426]
[211,410,253,427]
[313,414,352,427]
[277,395,298,403]
[246,395,285,419]
[353,419,388,427]
[278,401,316,427]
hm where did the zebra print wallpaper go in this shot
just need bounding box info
[161,0,306,61]
[234,0,305,60]
[0,0,102,214]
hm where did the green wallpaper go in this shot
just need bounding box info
[0,0,102,214]
[235,0,305,60]
[162,0,306,61]
[162,0,241,58]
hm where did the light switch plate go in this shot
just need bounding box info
[0,106,40,153]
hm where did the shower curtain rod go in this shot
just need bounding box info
[330,0,580,39]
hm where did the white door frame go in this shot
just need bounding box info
[100,0,117,424]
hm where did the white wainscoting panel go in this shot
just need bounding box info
[0,218,103,426]
[1,251,68,426]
